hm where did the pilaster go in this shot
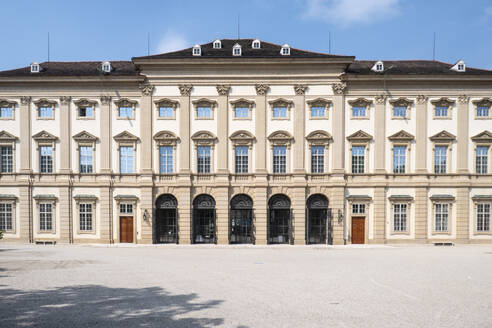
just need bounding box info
[18,185,31,242]
[330,186,345,245]
[293,85,306,174]
[178,84,192,176]
[374,94,386,174]
[372,187,386,243]
[332,83,346,175]
[254,187,268,245]
[456,187,470,243]
[292,187,306,245]
[415,95,428,173]
[216,84,230,175]
[99,96,112,174]
[215,186,229,244]
[140,84,154,176]
[254,84,269,174]
[457,95,469,173]
[59,96,71,174]
[414,187,428,242]
[139,186,153,244]
[59,185,71,243]
[99,186,112,243]
[19,96,32,174]
[177,187,191,244]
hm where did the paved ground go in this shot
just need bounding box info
[0,244,491,328]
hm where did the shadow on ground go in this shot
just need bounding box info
[0,285,226,327]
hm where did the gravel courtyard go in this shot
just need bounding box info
[0,244,491,328]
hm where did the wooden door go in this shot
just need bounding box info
[120,216,134,243]
[351,217,365,244]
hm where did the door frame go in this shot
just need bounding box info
[115,197,138,244]
[351,216,366,244]
[347,198,371,245]
[120,216,135,243]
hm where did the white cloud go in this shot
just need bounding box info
[303,0,401,27]
[156,31,189,54]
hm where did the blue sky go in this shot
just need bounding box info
[1,0,492,71]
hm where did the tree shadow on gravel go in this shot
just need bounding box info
[0,285,227,328]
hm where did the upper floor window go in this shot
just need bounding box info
[477,203,490,232]
[235,146,249,174]
[192,45,201,56]
[393,203,407,232]
[435,106,448,117]
[197,106,211,118]
[159,146,173,173]
[120,203,133,214]
[434,146,447,174]
[0,202,13,231]
[0,146,13,173]
[475,146,488,174]
[351,146,365,174]
[434,203,449,232]
[120,146,134,174]
[432,98,454,119]
[40,106,53,118]
[0,106,13,119]
[119,107,133,118]
[234,107,249,118]
[40,146,53,173]
[353,106,366,117]
[307,98,331,120]
[197,146,211,173]
[273,106,287,118]
[393,106,406,118]
[252,39,261,49]
[371,61,384,72]
[477,106,490,117]
[269,99,292,120]
[101,61,111,73]
[352,203,366,214]
[213,39,221,49]
[233,44,242,56]
[349,98,371,119]
[155,99,178,120]
[115,99,137,120]
[193,99,216,120]
[393,146,406,174]
[30,62,40,73]
[231,99,253,120]
[473,98,492,119]
[311,146,325,173]
[159,107,174,118]
[79,146,93,173]
[280,44,290,56]
[389,98,413,120]
[273,146,287,173]
[311,106,325,118]
[79,106,93,118]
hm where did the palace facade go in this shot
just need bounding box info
[0,39,491,245]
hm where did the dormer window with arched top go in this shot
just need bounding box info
[280,44,290,56]
[30,62,40,73]
[102,61,111,73]
[252,39,261,49]
[213,39,221,49]
[233,43,242,56]
[192,45,201,56]
[372,61,384,72]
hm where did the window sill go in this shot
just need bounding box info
[37,117,55,120]
[474,116,492,120]
[432,230,451,235]
[391,231,410,235]
[0,117,14,120]
[157,117,176,120]
[350,117,370,120]
[195,117,214,120]
[76,117,95,120]
[271,117,290,121]
[116,117,135,120]
[432,117,452,120]
[232,117,252,121]
[309,116,329,120]
[391,116,409,120]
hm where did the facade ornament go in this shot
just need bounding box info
[59,96,72,105]
[140,84,155,96]
[416,95,428,104]
[216,84,231,96]
[331,82,347,95]
[100,96,112,105]
[178,84,193,96]
[255,84,269,96]
[374,94,387,104]
[294,84,307,95]
[458,95,470,104]
[20,96,32,105]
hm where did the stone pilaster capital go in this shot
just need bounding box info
[59,96,72,105]
[374,94,387,104]
[216,84,231,96]
[458,95,470,104]
[332,82,347,95]
[294,84,307,95]
[255,84,269,96]
[139,83,155,96]
[20,96,31,105]
[178,84,193,96]
[416,95,428,104]
[100,96,112,105]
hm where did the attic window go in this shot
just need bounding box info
[213,39,221,49]
[451,60,466,72]
[280,44,290,56]
[233,44,242,56]
[102,61,111,73]
[252,39,261,49]
[372,61,384,72]
[30,62,40,73]
[458,64,465,71]
[192,45,201,56]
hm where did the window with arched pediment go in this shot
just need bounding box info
[348,98,372,119]
[154,131,179,174]
[192,99,217,120]
[389,97,413,120]
[114,98,138,120]
[74,98,97,120]
[307,98,331,120]
[155,98,178,120]
[269,98,293,120]
[306,130,332,174]
[192,131,217,174]
[230,98,254,120]
[34,98,57,120]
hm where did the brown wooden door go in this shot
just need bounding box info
[351,217,365,244]
[120,217,134,243]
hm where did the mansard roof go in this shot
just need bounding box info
[0,61,139,77]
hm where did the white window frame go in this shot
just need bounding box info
[269,98,293,121]
[114,98,137,120]
[154,98,178,120]
[348,98,372,120]
[0,196,16,233]
[34,99,57,120]
[431,98,455,120]
[74,195,97,234]
[0,99,16,120]
[192,98,216,120]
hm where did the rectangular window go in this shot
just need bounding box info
[197,146,211,173]
[234,107,249,118]
[0,107,13,118]
[197,106,211,119]
[477,106,489,117]
[476,146,488,174]
[351,146,365,173]
[434,203,449,232]
[235,146,248,174]
[435,106,448,117]
[79,146,93,173]
[477,203,490,232]
[352,204,366,214]
[273,146,287,173]
[159,146,173,173]
[119,203,133,214]
[393,146,406,174]
[40,146,53,173]
[311,106,325,118]
[273,107,287,118]
[352,106,366,117]
[79,203,93,231]
[159,107,174,118]
[39,107,53,118]
[434,146,447,174]
[39,203,53,231]
[393,106,406,117]
[119,146,134,174]
[0,203,12,231]
[119,107,133,118]
[78,106,93,118]
[311,146,325,173]
[393,203,407,232]
[0,146,13,173]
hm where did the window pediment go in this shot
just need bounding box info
[306,130,332,145]
[389,97,413,107]
[268,98,293,107]
[388,130,415,142]
[191,131,217,146]
[230,130,255,146]
[33,98,57,107]
[0,130,18,142]
[32,130,58,142]
[472,98,492,107]
[471,130,492,143]
[429,130,456,142]
[268,131,293,147]
[388,195,414,202]
[430,194,455,202]
[347,130,373,142]
[348,98,372,107]
[154,98,178,108]
[153,130,179,145]
[0,99,17,107]
[230,98,254,107]
[431,97,455,107]
[73,131,98,143]
[307,98,332,107]
[113,131,139,143]
[74,98,97,107]
[192,98,217,107]
[114,98,137,108]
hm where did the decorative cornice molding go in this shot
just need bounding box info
[73,98,97,107]
[191,98,217,106]
[332,82,347,95]
[59,96,72,105]
[140,84,155,96]
[374,94,387,105]
[178,84,193,96]
[0,99,17,107]
[114,98,137,107]
[20,96,32,105]
[389,97,414,107]
[33,98,57,107]
[255,84,269,96]
[346,130,373,142]
[0,130,18,142]
[268,98,294,106]
[32,130,58,141]
[154,98,179,108]
[294,84,307,95]
[72,130,98,142]
[431,97,455,107]
[113,130,139,142]
[267,130,294,142]
[429,130,456,142]
[416,95,428,104]
[471,130,492,143]
[191,130,217,146]
[153,130,179,145]
[230,98,254,106]
[472,97,492,107]
[388,130,415,142]
[100,96,112,105]
[457,95,470,104]
[306,130,332,145]
[229,130,255,146]
[216,84,231,96]
[348,98,372,107]
[306,98,332,106]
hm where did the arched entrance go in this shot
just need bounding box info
[306,194,331,244]
[192,194,216,244]
[268,194,292,244]
[155,194,178,244]
[230,194,254,244]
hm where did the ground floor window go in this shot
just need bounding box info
[477,203,490,232]
[434,203,449,232]
[0,203,12,230]
[39,203,53,231]
[79,203,93,231]
[393,203,407,232]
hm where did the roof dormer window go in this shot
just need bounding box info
[101,61,111,73]
[30,62,40,73]
[280,44,290,56]
[192,44,201,56]
[213,39,221,49]
[372,61,384,72]
[252,39,261,49]
[451,60,466,72]
[233,43,242,56]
